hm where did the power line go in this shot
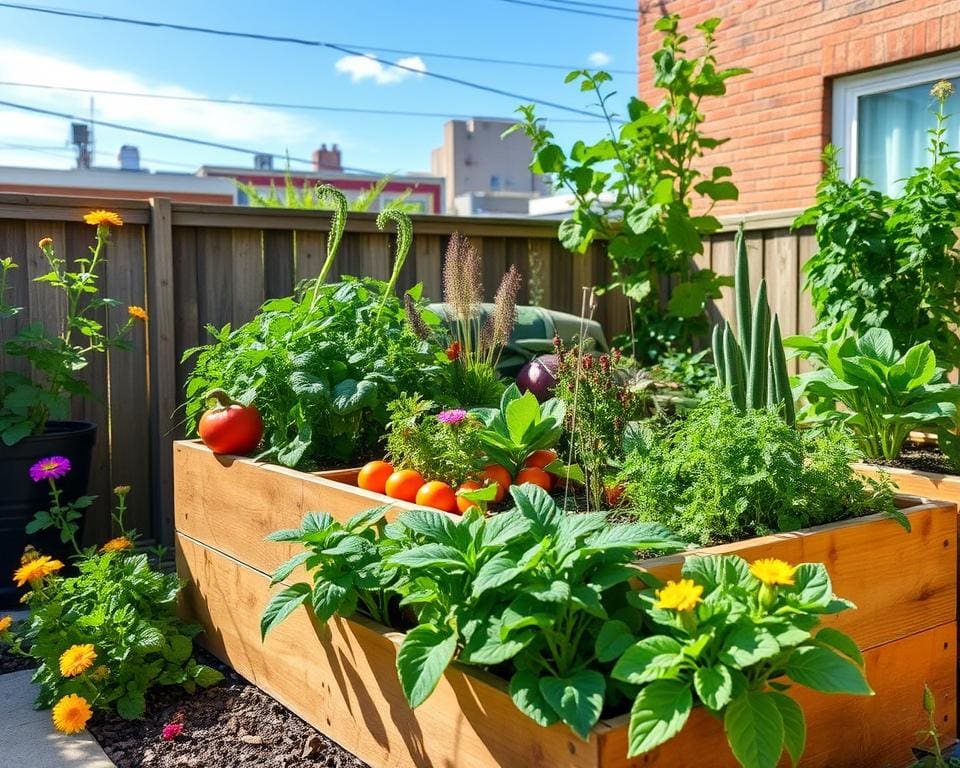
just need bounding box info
[491,0,636,21]
[0,80,604,124]
[0,98,394,175]
[539,0,638,12]
[0,3,609,119]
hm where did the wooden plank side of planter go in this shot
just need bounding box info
[855,462,960,507]
[596,620,957,768]
[639,500,957,652]
[173,440,417,575]
[176,533,604,768]
[177,532,956,768]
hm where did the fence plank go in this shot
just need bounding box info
[413,234,443,302]
[263,230,295,299]
[172,227,199,410]
[0,220,29,377]
[763,229,800,373]
[294,230,325,283]
[197,228,233,332]
[230,228,264,323]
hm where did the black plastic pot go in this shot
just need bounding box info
[0,421,96,607]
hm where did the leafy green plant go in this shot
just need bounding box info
[911,684,960,768]
[384,395,485,486]
[712,226,795,426]
[510,15,746,360]
[470,384,565,475]
[614,554,871,767]
[795,81,960,370]
[237,170,418,213]
[619,393,897,545]
[261,506,396,636]
[0,213,141,444]
[787,324,960,460]
[183,208,448,469]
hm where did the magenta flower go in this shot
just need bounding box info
[161,722,183,741]
[437,409,468,425]
[28,456,71,483]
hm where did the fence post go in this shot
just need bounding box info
[147,198,176,545]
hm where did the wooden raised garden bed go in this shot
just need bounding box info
[174,440,958,768]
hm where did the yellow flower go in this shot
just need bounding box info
[750,558,796,587]
[0,615,11,633]
[59,644,97,677]
[52,694,92,734]
[38,237,53,249]
[83,210,123,228]
[101,537,133,553]
[127,306,148,322]
[13,555,64,587]
[113,485,131,497]
[655,579,704,612]
[90,665,110,682]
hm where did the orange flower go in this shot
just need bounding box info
[13,555,64,587]
[83,210,123,228]
[38,237,53,249]
[52,694,92,734]
[101,537,133,553]
[59,644,97,677]
[0,615,12,633]
[127,305,148,322]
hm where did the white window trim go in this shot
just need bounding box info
[832,52,960,181]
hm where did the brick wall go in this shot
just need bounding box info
[638,1,960,215]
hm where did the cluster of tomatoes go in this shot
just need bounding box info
[356,449,560,514]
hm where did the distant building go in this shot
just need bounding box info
[431,118,549,214]
[202,144,445,214]
[0,161,235,204]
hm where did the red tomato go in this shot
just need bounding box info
[416,481,458,513]
[358,461,394,494]
[384,469,425,502]
[514,467,553,492]
[604,484,625,508]
[198,390,264,455]
[456,480,482,514]
[481,464,512,503]
[523,449,559,471]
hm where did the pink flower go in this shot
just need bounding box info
[161,722,183,741]
[437,409,468,425]
[29,456,71,483]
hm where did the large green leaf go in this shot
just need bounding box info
[857,327,896,365]
[718,626,780,668]
[769,692,806,767]
[626,679,693,757]
[260,583,310,639]
[539,670,606,740]
[472,553,523,597]
[388,543,467,570]
[682,555,754,591]
[787,563,833,609]
[595,619,637,663]
[612,636,684,684]
[331,378,377,414]
[510,670,560,728]
[396,623,458,708]
[693,665,733,711]
[785,646,872,695]
[814,627,863,666]
[724,691,784,768]
[504,390,542,444]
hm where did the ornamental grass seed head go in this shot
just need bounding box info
[442,232,483,319]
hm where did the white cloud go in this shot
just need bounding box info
[0,43,333,169]
[334,54,427,85]
[588,51,612,67]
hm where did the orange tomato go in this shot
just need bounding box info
[416,481,458,513]
[384,469,425,502]
[481,464,512,503]
[523,449,559,471]
[456,480,482,514]
[357,460,394,494]
[514,467,553,492]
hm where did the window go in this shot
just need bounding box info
[832,53,960,196]
[490,175,501,191]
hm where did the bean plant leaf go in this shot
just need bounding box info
[769,692,806,767]
[510,670,560,728]
[612,636,683,684]
[260,583,311,639]
[724,691,785,768]
[396,623,458,709]
[718,625,780,668]
[539,670,606,741]
[814,627,864,666]
[693,665,733,711]
[785,646,873,695]
[626,679,693,757]
[595,619,637,663]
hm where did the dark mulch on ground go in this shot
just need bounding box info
[88,651,369,768]
[869,442,956,476]
[0,648,36,675]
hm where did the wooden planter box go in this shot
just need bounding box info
[174,440,958,768]
[856,461,960,509]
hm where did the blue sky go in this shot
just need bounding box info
[0,0,639,176]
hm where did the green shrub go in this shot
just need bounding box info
[619,393,895,544]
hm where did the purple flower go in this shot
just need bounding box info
[437,409,468,425]
[29,456,71,483]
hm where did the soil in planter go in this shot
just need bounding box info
[0,647,35,675]
[870,441,957,476]
[88,651,369,768]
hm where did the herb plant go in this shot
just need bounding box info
[0,212,142,445]
[510,15,745,360]
[614,554,871,767]
[795,81,960,369]
[619,393,897,545]
[470,384,565,475]
[787,324,960,460]
[184,205,447,468]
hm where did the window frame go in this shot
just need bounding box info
[831,52,960,182]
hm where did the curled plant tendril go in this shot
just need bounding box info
[376,208,414,320]
[306,184,349,311]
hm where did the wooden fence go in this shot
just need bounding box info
[0,193,813,545]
